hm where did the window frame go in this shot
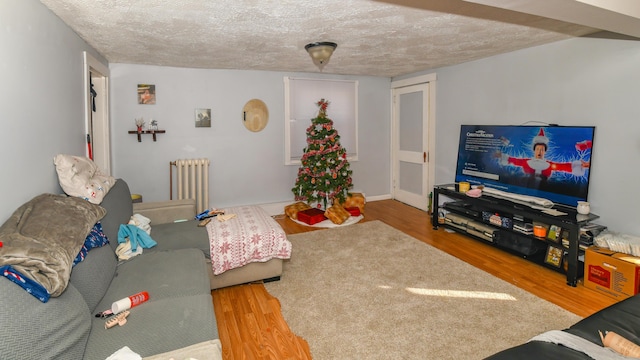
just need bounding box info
[284,76,358,165]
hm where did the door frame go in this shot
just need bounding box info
[390,73,437,210]
[83,51,111,174]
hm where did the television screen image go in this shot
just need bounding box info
[454,125,595,207]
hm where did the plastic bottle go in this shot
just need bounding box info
[111,291,149,313]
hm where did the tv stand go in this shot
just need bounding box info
[432,184,599,286]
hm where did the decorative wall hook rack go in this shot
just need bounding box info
[128,130,166,142]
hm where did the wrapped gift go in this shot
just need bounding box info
[284,201,311,220]
[343,193,365,214]
[345,207,361,217]
[324,204,350,225]
[297,208,327,225]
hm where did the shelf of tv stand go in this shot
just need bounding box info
[431,184,598,287]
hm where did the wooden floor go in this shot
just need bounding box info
[212,199,618,360]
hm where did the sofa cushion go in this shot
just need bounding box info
[0,279,91,359]
[70,245,116,312]
[54,154,116,204]
[83,249,217,359]
[96,249,211,306]
[100,179,134,252]
[147,220,210,257]
[84,293,218,359]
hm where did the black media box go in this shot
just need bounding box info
[443,201,481,218]
[494,230,546,256]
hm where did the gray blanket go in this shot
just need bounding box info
[0,194,106,297]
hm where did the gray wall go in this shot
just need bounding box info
[397,36,640,235]
[4,0,639,237]
[0,0,107,222]
[108,65,391,208]
[0,1,390,224]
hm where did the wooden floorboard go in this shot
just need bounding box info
[212,199,618,359]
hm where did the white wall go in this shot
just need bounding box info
[109,64,391,208]
[0,0,107,223]
[397,35,640,235]
[9,1,637,236]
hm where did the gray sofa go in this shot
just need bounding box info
[133,194,284,291]
[0,179,228,359]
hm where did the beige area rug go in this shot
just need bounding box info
[264,220,581,360]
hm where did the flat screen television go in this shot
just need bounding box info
[454,125,595,207]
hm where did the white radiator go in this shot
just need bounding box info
[170,158,210,213]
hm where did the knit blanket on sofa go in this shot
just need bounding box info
[0,193,106,298]
[206,205,291,275]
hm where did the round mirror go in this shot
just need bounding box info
[242,99,269,132]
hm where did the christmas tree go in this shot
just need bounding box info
[292,99,353,209]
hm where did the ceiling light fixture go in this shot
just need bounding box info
[305,42,337,71]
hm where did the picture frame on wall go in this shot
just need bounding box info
[544,245,564,268]
[138,84,156,105]
[195,108,211,128]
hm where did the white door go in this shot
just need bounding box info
[84,52,111,174]
[391,80,433,210]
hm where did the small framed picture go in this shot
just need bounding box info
[544,246,564,268]
[195,108,211,128]
[547,224,562,243]
[138,84,156,105]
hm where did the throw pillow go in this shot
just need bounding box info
[53,154,116,204]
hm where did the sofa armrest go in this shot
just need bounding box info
[133,199,196,224]
[143,340,222,360]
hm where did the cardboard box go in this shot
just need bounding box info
[297,208,327,225]
[584,246,640,301]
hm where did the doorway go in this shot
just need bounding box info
[83,52,111,174]
[391,74,436,211]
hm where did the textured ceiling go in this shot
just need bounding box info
[39,0,600,77]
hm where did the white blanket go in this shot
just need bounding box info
[206,206,291,275]
[531,330,631,360]
[482,186,554,209]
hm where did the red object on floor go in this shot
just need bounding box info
[297,208,327,225]
[345,207,361,216]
